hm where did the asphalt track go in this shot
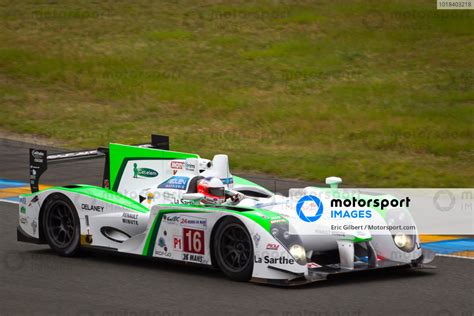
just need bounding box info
[0,139,472,316]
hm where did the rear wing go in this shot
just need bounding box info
[29,134,169,193]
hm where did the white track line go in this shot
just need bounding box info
[0,199,19,205]
[436,253,474,260]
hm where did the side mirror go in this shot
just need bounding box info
[325,177,342,189]
[181,193,204,201]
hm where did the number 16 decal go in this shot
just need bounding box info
[183,228,204,255]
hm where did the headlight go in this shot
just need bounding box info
[393,233,415,252]
[289,244,307,265]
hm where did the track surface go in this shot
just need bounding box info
[0,139,472,316]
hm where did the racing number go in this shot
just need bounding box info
[183,228,204,254]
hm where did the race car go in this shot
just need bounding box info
[18,134,434,285]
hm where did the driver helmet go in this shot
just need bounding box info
[197,177,225,204]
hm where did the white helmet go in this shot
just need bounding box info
[197,177,226,204]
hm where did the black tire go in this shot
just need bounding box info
[42,194,81,256]
[213,217,253,282]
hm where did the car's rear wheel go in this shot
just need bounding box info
[42,194,81,256]
[213,217,253,282]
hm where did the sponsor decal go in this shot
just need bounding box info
[173,236,183,251]
[19,197,26,205]
[254,256,295,265]
[170,161,185,175]
[158,176,189,190]
[31,150,44,159]
[185,161,196,172]
[253,212,283,221]
[48,150,97,160]
[30,169,36,182]
[253,233,261,247]
[122,212,139,225]
[31,220,37,234]
[220,177,234,185]
[163,215,180,224]
[171,161,185,169]
[31,150,45,163]
[253,212,269,219]
[162,192,176,201]
[180,216,207,229]
[182,253,207,264]
[183,228,205,255]
[146,192,155,204]
[158,237,167,250]
[81,204,104,212]
[179,199,195,205]
[28,196,39,207]
[163,215,207,229]
[270,218,286,224]
[266,243,280,250]
[155,236,171,257]
[20,216,28,224]
[20,207,26,214]
[155,250,172,257]
[133,163,159,178]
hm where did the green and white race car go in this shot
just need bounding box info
[18,135,434,285]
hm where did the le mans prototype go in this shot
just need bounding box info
[18,135,434,285]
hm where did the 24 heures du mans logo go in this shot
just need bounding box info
[133,163,159,178]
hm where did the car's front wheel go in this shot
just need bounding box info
[42,194,81,256]
[213,217,253,282]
